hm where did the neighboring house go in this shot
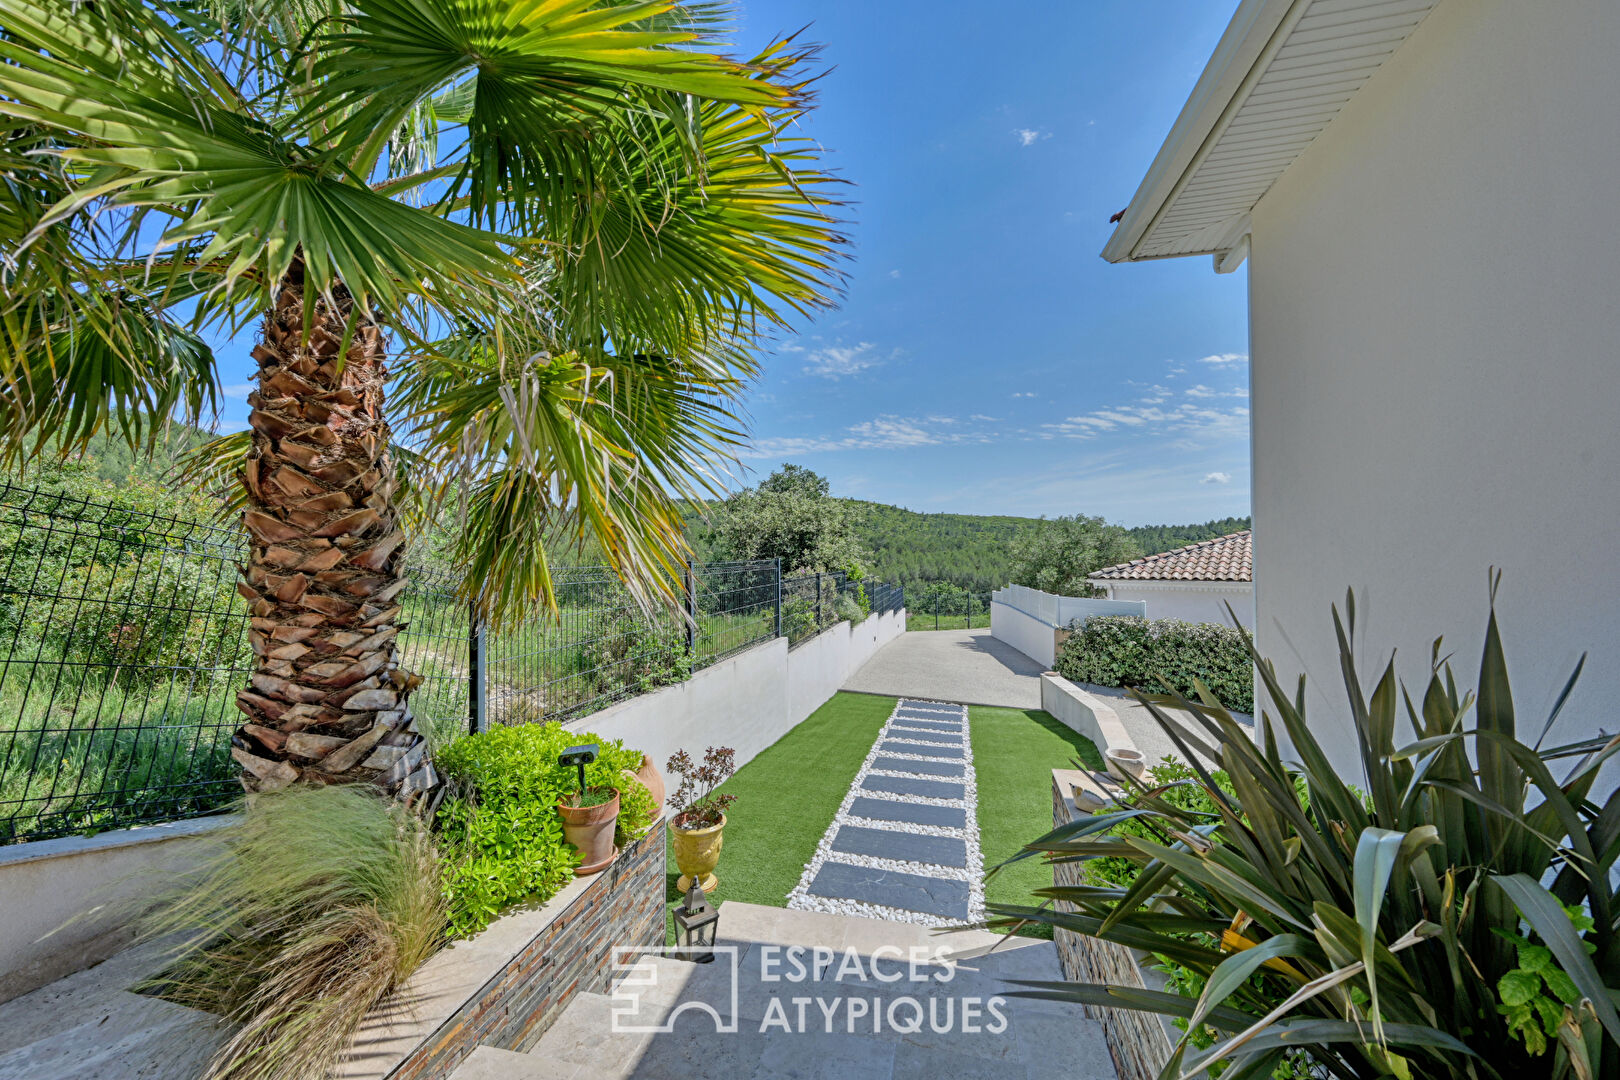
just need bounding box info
[1104,0,1620,771]
[1089,531,1253,630]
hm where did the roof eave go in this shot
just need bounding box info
[1101,0,1301,264]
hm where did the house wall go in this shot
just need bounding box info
[1097,583,1253,629]
[1247,0,1620,773]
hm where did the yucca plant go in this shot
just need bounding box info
[139,785,447,1080]
[0,0,844,795]
[993,578,1620,1080]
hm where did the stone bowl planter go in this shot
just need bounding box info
[1104,747,1147,784]
[557,788,620,875]
[669,813,725,893]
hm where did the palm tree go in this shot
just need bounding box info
[0,0,844,794]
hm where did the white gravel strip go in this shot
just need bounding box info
[787,697,985,928]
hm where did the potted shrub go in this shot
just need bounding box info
[666,746,736,893]
[557,784,620,876]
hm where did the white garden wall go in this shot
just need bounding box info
[1247,0,1620,774]
[564,607,906,783]
[991,586,1145,668]
[1097,582,1253,630]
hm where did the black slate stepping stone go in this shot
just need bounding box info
[806,861,970,919]
[830,825,968,869]
[848,797,967,828]
[886,727,962,744]
[888,718,962,732]
[872,756,964,777]
[896,707,962,720]
[862,774,965,800]
[879,739,962,759]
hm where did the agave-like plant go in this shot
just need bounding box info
[0,0,844,794]
[993,578,1620,1080]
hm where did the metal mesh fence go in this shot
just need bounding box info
[0,483,902,844]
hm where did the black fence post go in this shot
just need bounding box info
[683,559,697,659]
[773,557,782,639]
[468,602,487,735]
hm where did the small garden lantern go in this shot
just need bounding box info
[672,883,719,963]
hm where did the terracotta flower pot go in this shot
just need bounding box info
[557,788,621,875]
[669,813,725,893]
[624,753,666,817]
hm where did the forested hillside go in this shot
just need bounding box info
[848,502,1250,593]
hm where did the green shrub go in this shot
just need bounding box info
[998,585,1620,1080]
[434,723,655,938]
[1057,615,1254,713]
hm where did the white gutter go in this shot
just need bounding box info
[1100,0,1304,264]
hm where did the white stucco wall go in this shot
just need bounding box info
[1097,583,1253,630]
[566,608,906,777]
[1246,0,1620,774]
[991,587,1148,668]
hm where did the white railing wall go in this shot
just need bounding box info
[990,585,1145,668]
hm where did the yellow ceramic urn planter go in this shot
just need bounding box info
[670,814,726,893]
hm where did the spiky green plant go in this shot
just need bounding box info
[140,786,447,1080]
[994,579,1620,1080]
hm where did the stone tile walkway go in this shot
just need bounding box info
[786,699,982,926]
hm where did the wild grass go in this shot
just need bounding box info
[140,786,446,1080]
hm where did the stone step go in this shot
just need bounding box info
[885,717,963,732]
[883,726,962,744]
[449,1044,584,1080]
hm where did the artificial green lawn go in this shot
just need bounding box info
[969,705,1104,938]
[662,691,896,942]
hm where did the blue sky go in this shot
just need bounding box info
[210,2,1249,525]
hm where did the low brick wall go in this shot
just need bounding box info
[380,827,665,1080]
[1051,776,1173,1080]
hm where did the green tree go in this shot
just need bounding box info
[1007,514,1141,597]
[704,465,869,576]
[0,0,845,793]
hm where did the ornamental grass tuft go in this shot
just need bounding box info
[140,785,446,1080]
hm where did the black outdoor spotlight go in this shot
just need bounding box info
[672,883,719,963]
[557,743,599,799]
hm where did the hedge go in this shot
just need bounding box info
[1055,614,1254,714]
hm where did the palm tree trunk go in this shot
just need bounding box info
[231,261,435,799]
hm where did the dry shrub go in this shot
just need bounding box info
[141,785,446,1080]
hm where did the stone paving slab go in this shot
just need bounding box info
[883,726,962,744]
[846,796,966,829]
[860,774,965,800]
[805,861,971,920]
[885,717,962,732]
[871,756,964,777]
[877,740,962,759]
[830,825,968,868]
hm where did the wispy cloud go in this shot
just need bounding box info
[743,414,996,458]
[1041,401,1249,442]
[1199,352,1248,367]
[222,383,254,400]
[802,341,888,380]
[1012,128,1050,147]
[1010,391,1037,399]
[1184,384,1248,399]
[888,269,902,279]
[1201,471,1232,485]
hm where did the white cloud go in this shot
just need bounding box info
[742,414,996,458]
[802,341,887,380]
[969,414,998,422]
[1010,391,1037,399]
[222,383,254,400]
[1042,401,1249,443]
[1012,128,1049,147]
[888,269,902,279]
[1201,472,1232,485]
[1185,384,1248,400]
[1198,352,1248,367]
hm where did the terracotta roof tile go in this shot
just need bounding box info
[1088,530,1251,582]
